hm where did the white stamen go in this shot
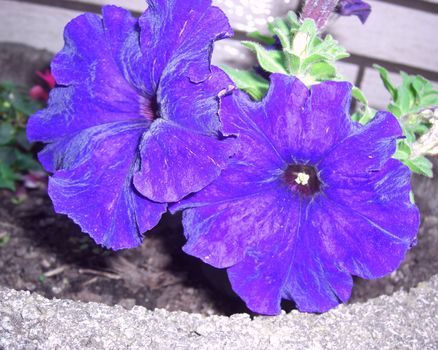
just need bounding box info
[295,172,310,186]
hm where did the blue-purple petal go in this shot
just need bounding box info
[158,66,233,134]
[221,74,353,164]
[139,0,233,86]
[337,0,372,24]
[319,111,402,178]
[48,122,166,250]
[310,195,413,279]
[323,159,420,244]
[27,7,150,166]
[179,184,285,269]
[133,119,237,203]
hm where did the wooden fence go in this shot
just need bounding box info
[0,0,437,108]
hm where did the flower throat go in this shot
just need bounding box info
[284,164,321,196]
[140,95,160,122]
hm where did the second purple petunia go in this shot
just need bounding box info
[336,0,372,24]
[27,0,236,249]
[173,74,420,314]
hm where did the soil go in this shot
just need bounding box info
[1,168,437,316]
[0,186,249,316]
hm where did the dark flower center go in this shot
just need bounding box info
[284,164,321,196]
[140,95,160,122]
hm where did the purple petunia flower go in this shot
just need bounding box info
[27,0,236,250]
[336,0,371,24]
[172,74,420,314]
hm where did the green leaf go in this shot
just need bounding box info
[403,128,416,144]
[15,129,32,151]
[404,156,433,178]
[309,62,336,81]
[421,94,438,107]
[411,75,429,98]
[352,87,369,106]
[396,72,415,115]
[409,191,415,204]
[272,26,291,51]
[220,66,269,101]
[0,146,17,166]
[300,19,317,36]
[241,41,287,74]
[388,103,402,118]
[14,149,41,171]
[247,31,276,45]
[393,141,411,161]
[0,233,11,247]
[287,11,299,27]
[358,107,376,125]
[268,18,290,38]
[301,54,326,70]
[0,123,14,146]
[242,16,350,86]
[374,65,397,100]
[0,163,18,191]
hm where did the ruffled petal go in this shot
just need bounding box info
[178,178,351,314]
[220,75,307,164]
[158,66,232,134]
[280,199,354,312]
[178,184,286,269]
[218,89,286,174]
[133,119,237,203]
[139,0,233,85]
[48,122,166,250]
[27,7,151,170]
[227,196,353,315]
[300,80,353,161]
[171,162,279,213]
[52,6,151,94]
[319,113,417,244]
[281,243,353,313]
[319,111,402,176]
[225,192,302,315]
[221,74,353,164]
[27,84,143,146]
[310,194,413,279]
[323,159,419,243]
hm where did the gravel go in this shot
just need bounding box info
[1,275,437,349]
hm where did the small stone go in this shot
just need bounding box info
[1,316,15,332]
[51,286,62,295]
[20,305,41,320]
[119,298,136,310]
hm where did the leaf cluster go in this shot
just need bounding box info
[375,65,438,177]
[0,81,42,191]
[222,12,349,100]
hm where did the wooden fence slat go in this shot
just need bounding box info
[0,0,80,53]
[328,0,438,73]
[337,62,360,86]
[213,0,300,33]
[72,0,146,12]
[213,39,255,69]
[8,0,437,75]
[70,0,301,31]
